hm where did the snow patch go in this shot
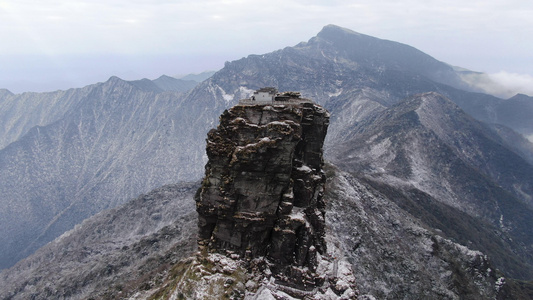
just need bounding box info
[268,121,290,126]
[238,86,254,99]
[455,243,484,257]
[495,277,505,292]
[297,165,313,173]
[289,210,306,223]
[328,88,343,97]
[216,85,234,102]
[254,288,278,299]
[368,137,391,159]
[527,134,533,143]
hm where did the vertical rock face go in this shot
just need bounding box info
[195,101,329,284]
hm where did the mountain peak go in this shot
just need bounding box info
[318,24,363,38]
[313,24,374,47]
[156,74,175,80]
[508,93,533,101]
[152,75,198,92]
[367,92,459,128]
[101,75,133,89]
[102,75,162,93]
[0,88,14,97]
[311,25,465,89]
[106,75,124,83]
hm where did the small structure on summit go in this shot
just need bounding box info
[252,87,278,101]
[243,87,309,105]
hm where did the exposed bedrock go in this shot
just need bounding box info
[195,101,329,285]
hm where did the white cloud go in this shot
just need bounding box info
[527,134,533,143]
[2,0,531,57]
[461,71,533,98]
[1,0,533,92]
[488,72,533,97]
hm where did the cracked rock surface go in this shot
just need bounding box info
[196,102,330,287]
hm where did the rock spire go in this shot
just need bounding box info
[195,99,330,286]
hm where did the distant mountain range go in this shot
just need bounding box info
[176,71,217,82]
[0,76,204,269]
[1,24,532,298]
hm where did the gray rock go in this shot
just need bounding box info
[196,100,329,288]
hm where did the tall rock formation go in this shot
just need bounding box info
[195,98,330,287]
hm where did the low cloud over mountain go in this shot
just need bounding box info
[460,70,533,98]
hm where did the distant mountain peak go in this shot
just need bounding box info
[319,24,363,37]
[106,75,124,83]
[310,24,468,90]
[508,93,533,101]
[102,75,162,92]
[156,74,175,80]
[100,75,136,90]
[152,75,198,92]
[100,75,198,93]
[315,24,390,46]
[178,71,217,82]
[0,88,14,97]
[101,75,135,89]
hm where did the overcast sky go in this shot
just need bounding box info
[1,0,532,94]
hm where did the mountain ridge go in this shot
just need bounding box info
[328,92,533,279]
[1,163,519,299]
[1,25,532,299]
[0,182,198,299]
[0,75,204,270]
[316,25,468,90]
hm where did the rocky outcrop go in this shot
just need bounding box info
[195,101,330,287]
